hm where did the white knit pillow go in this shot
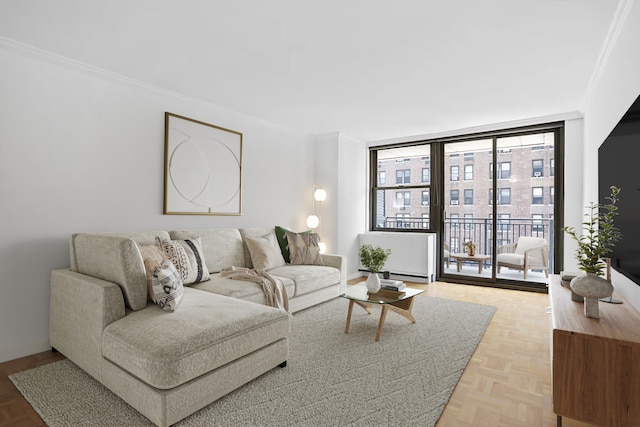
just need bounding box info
[151,260,184,312]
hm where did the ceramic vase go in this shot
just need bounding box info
[570,273,614,319]
[366,272,381,293]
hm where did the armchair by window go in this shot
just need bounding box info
[496,236,549,279]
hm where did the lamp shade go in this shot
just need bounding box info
[314,188,327,202]
[306,214,319,229]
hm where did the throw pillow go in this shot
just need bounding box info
[139,244,167,302]
[155,236,210,285]
[275,226,310,263]
[286,231,325,266]
[151,260,184,312]
[245,233,287,271]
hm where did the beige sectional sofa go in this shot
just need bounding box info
[49,226,346,427]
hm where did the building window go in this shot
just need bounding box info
[450,214,459,229]
[396,191,410,207]
[532,214,544,233]
[532,187,544,204]
[498,214,511,231]
[450,165,459,181]
[550,186,555,205]
[422,214,430,229]
[396,169,410,184]
[550,158,555,176]
[450,189,459,205]
[498,162,511,179]
[422,167,430,183]
[395,213,410,228]
[464,213,473,231]
[532,159,544,177]
[489,188,511,205]
[378,171,386,185]
[464,189,474,205]
[464,164,474,180]
[464,152,474,161]
[421,190,430,206]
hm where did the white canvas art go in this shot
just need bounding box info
[164,113,242,215]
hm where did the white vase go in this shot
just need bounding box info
[570,273,614,319]
[366,272,381,293]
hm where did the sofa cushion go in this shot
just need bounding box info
[73,234,148,311]
[151,260,184,311]
[102,287,290,390]
[286,232,324,266]
[156,236,210,284]
[244,233,286,271]
[190,273,295,305]
[269,265,340,297]
[496,253,524,266]
[169,229,245,273]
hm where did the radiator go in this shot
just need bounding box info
[358,232,435,282]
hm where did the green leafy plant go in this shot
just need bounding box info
[463,241,476,251]
[562,185,622,275]
[359,244,391,273]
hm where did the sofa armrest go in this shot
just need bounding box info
[50,269,126,382]
[321,253,347,293]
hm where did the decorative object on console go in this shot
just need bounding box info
[359,244,391,293]
[164,112,242,215]
[464,240,477,256]
[563,185,622,318]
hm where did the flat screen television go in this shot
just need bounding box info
[598,94,640,285]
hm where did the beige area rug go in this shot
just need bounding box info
[11,295,495,427]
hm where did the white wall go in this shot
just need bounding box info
[580,0,640,308]
[313,132,367,279]
[0,41,315,362]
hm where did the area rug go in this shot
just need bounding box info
[11,295,495,427]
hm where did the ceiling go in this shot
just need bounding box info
[0,1,621,141]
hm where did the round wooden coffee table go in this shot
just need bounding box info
[451,253,491,274]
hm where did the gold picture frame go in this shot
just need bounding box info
[164,113,242,215]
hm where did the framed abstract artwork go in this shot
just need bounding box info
[164,113,242,215]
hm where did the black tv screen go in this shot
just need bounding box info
[598,94,640,285]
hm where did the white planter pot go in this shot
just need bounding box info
[366,272,381,293]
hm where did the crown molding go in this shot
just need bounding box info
[583,0,636,102]
[0,36,303,135]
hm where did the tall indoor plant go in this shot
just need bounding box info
[562,185,622,318]
[359,244,391,293]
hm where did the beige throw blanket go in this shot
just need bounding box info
[221,266,289,312]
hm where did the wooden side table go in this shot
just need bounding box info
[451,253,490,274]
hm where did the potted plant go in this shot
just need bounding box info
[359,244,391,293]
[464,240,477,256]
[562,185,622,318]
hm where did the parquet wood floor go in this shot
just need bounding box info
[0,280,598,426]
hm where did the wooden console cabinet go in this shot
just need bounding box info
[549,275,640,426]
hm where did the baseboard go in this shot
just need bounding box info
[0,340,51,364]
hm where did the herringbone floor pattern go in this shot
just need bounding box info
[0,280,596,426]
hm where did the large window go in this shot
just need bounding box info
[370,145,431,230]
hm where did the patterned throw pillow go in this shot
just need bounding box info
[139,245,167,302]
[285,232,325,266]
[274,226,310,263]
[245,233,287,271]
[151,260,184,312]
[156,236,210,284]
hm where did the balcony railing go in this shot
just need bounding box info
[377,216,555,271]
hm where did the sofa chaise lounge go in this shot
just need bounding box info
[49,226,346,427]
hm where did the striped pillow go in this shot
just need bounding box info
[151,260,183,312]
[156,236,210,284]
